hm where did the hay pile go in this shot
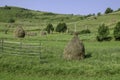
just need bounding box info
[41,31,47,36]
[63,33,85,60]
[14,26,25,38]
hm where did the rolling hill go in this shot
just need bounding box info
[0,6,120,35]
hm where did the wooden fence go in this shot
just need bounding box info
[0,39,42,57]
[0,38,63,61]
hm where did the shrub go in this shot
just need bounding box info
[97,12,101,16]
[96,24,111,41]
[56,23,67,33]
[4,5,11,10]
[46,23,54,34]
[8,18,15,23]
[80,29,91,34]
[113,22,120,41]
[105,7,113,14]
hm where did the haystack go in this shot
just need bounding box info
[63,33,85,60]
[14,26,25,38]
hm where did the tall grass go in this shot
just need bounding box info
[0,39,120,80]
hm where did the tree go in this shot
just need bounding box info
[4,5,11,10]
[56,23,67,33]
[113,22,120,41]
[46,23,54,34]
[117,8,120,11]
[97,12,101,16]
[96,24,111,41]
[105,8,113,14]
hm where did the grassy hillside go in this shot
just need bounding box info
[0,6,120,32]
[0,6,120,80]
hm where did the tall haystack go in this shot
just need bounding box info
[14,26,25,38]
[63,33,85,60]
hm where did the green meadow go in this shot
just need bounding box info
[0,6,120,80]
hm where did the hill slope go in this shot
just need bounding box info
[0,6,120,33]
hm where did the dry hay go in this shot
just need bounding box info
[41,31,47,36]
[63,33,85,60]
[14,26,25,38]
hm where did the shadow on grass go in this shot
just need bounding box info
[85,53,92,59]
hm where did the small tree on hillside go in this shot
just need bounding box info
[56,23,67,33]
[97,12,101,16]
[96,24,111,41]
[46,23,54,34]
[105,7,113,14]
[113,22,120,41]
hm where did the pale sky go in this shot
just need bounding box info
[0,0,120,15]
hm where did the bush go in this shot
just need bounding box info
[8,18,15,23]
[97,12,101,16]
[4,5,11,10]
[113,22,120,41]
[105,8,113,14]
[46,23,54,34]
[56,23,67,33]
[80,29,91,34]
[96,24,111,41]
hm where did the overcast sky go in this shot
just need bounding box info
[0,0,120,15]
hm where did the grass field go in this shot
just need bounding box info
[0,35,120,80]
[0,6,120,80]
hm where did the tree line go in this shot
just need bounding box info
[45,23,67,34]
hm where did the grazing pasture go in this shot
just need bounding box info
[0,34,120,80]
[0,6,120,80]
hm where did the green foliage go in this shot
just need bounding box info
[56,23,67,33]
[97,12,101,16]
[8,18,15,23]
[43,12,56,15]
[4,5,11,10]
[96,24,111,41]
[0,40,120,80]
[117,8,120,11]
[46,23,54,34]
[113,21,120,41]
[80,29,91,34]
[105,7,113,14]
[16,11,35,18]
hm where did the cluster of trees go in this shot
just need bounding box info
[91,7,120,16]
[97,22,120,41]
[45,23,67,34]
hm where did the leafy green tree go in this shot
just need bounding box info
[105,8,113,14]
[113,22,120,41]
[46,23,54,34]
[116,8,120,12]
[56,23,67,33]
[4,5,11,10]
[96,24,111,41]
[97,12,101,16]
